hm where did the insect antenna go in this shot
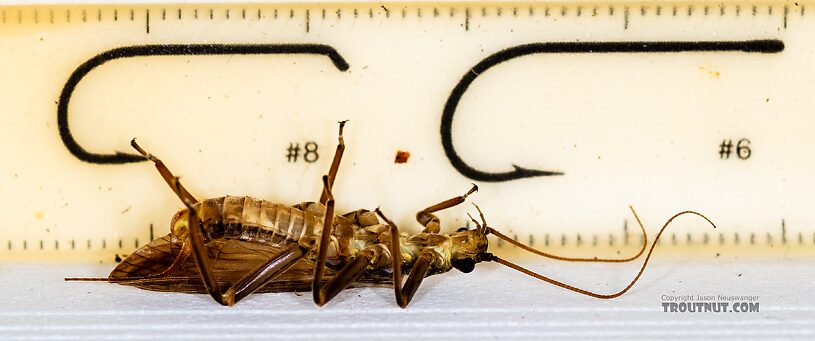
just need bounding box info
[488,206,649,262]
[483,210,716,299]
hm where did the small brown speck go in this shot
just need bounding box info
[114,254,122,262]
[395,150,411,164]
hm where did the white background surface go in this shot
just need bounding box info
[2,259,813,340]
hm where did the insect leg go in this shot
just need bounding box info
[131,139,197,204]
[312,246,382,306]
[221,243,310,306]
[416,184,478,233]
[182,196,226,305]
[319,120,347,205]
[312,175,336,303]
[376,208,433,308]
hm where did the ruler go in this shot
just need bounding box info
[1,2,812,261]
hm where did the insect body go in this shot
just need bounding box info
[68,121,715,307]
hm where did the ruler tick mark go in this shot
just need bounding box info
[656,6,661,16]
[226,9,230,20]
[752,5,757,16]
[623,220,629,245]
[560,6,566,17]
[704,6,709,16]
[736,5,741,16]
[465,8,470,31]
[720,4,725,16]
[306,9,310,33]
[256,9,260,20]
[335,9,340,19]
[672,6,677,16]
[145,9,150,34]
[784,6,789,29]
[210,8,214,20]
[545,6,550,16]
[114,9,118,21]
[97,9,101,22]
[687,5,693,16]
[194,9,198,19]
[623,6,629,29]
[401,7,406,18]
[129,9,134,21]
[161,8,165,21]
[241,8,245,20]
[354,8,359,18]
[433,7,438,17]
[513,7,518,16]
[178,8,182,20]
[781,219,787,244]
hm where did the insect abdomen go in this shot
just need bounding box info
[196,196,323,246]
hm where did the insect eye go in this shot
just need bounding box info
[456,227,469,232]
[451,258,476,273]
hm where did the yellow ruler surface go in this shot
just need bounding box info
[0,2,812,261]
